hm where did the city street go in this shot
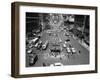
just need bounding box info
[28,28,89,67]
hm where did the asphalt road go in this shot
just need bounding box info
[26,28,89,67]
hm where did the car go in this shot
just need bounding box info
[34,40,42,48]
[65,39,70,42]
[63,43,67,48]
[50,62,63,66]
[49,64,54,67]
[27,43,34,49]
[42,41,49,50]
[71,48,76,54]
[34,42,39,48]
[50,47,61,53]
[65,33,70,36]
[54,63,63,66]
[69,44,73,48]
[27,48,32,54]
[32,33,36,37]
[66,47,71,54]
[30,37,39,44]
[37,41,42,49]
[59,39,62,43]
[29,54,38,66]
[65,41,67,44]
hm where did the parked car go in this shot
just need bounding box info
[28,53,34,66]
[42,41,49,50]
[29,37,39,44]
[37,40,42,49]
[29,54,38,66]
[27,48,33,54]
[27,43,34,49]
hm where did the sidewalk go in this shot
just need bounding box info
[78,40,89,51]
[73,35,89,51]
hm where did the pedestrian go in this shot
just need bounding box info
[79,50,81,54]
